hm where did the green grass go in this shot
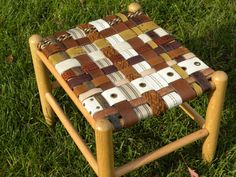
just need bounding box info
[0,0,236,176]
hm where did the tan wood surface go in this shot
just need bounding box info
[202,71,228,162]
[179,102,205,127]
[95,120,115,177]
[29,35,55,125]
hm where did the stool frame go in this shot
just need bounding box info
[29,3,228,177]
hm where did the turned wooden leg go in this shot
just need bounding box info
[202,71,228,162]
[95,120,115,177]
[29,34,55,126]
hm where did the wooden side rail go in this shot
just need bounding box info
[179,102,206,127]
[45,92,98,175]
[115,128,209,177]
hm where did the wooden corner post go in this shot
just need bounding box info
[29,35,55,126]
[95,120,115,177]
[202,71,228,162]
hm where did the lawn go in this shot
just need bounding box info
[0,0,235,176]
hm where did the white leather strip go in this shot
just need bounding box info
[144,72,168,91]
[138,34,152,43]
[55,58,81,75]
[88,50,106,61]
[95,58,113,68]
[134,104,152,120]
[106,34,124,45]
[89,19,110,32]
[154,27,169,37]
[67,28,86,39]
[177,57,209,75]
[131,77,153,94]
[79,88,103,102]
[120,49,138,59]
[82,96,103,116]
[101,87,126,106]
[133,61,151,73]
[162,92,182,109]
[118,83,141,101]
[113,42,132,52]
[157,67,181,83]
[107,71,126,83]
[82,44,98,53]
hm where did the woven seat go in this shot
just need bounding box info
[30,3,228,176]
[38,9,214,130]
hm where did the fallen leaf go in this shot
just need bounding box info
[188,167,199,177]
[6,54,14,64]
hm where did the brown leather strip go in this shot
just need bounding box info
[154,46,166,55]
[167,47,189,59]
[99,81,114,90]
[115,101,139,128]
[124,20,136,28]
[127,55,144,65]
[158,86,175,97]
[66,74,92,88]
[61,69,76,81]
[92,75,111,87]
[100,28,117,37]
[87,31,103,42]
[114,60,129,70]
[41,43,66,58]
[109,54,125,63]
[76,37,91,46]
[75,54,92,65]
[62,38,78,48]
[127,37,145,49]
[101,46,119,58]
[153,62,168,71]
[73,84,88,96]
[78,23,93,31]
[192,71,212,92]
[142,50,164,63]
[170,79,197,101]
[142,90,167,115]
[82,62,100,73]
[146,30,159,40]
[153,35,175,45]
[120,66,140,81]
[175,56,186,63]
[101,65,117,75]
[136,44,152,54]
[103,15,117,21]
[130,14,151,25]
[112,22,129,33]
[161,41,182,52]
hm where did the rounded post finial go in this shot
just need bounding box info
[128,2,141,13]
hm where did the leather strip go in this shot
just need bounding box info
[192,71,212,92]
[67,74,92,88]
[114,101,139,128]
[170,79,197,101]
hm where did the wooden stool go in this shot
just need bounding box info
[29,3,228,176]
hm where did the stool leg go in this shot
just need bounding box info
[202,71,228,162]
[29,34,55,126]
[95,120,115,177]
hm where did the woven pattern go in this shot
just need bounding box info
[38,11,214,130]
